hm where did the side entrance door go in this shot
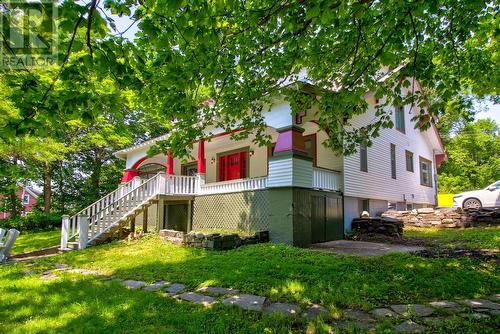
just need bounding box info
[218,151,247,181]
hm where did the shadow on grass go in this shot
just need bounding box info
[0,269,302,334]
[54,239,500,310]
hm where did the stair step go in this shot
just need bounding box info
[67,242,79,250]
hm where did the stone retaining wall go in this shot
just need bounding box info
[381,207,500,228]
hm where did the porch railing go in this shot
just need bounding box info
[199,176,268,195]
[312,167,342,192]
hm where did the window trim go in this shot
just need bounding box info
[405,150,414,172]
[360,143,368,172]
[419,156,433,187]
[390,143,396,179]
[395,105,406,134]
[22,194,30,205]
[303,133,317,167]
[216,147,250,182]
[181,161,198,176]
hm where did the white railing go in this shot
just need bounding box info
[166,175,198,195]
[199,176,268,195]
[63,176,142,244]
[313,167,342,191]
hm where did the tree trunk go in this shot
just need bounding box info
[8,191,20,218]
[43,161,53,214]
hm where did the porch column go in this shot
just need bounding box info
[268,125,313,188]
[197,139,206,174]
[121,169,139,183]
[166,152,174,175]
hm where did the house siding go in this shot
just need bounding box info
[343,102,437,206]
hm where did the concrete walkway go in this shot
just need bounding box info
[311,240,424,257]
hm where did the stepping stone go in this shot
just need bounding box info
[39,273,58,281]
[488,309,500,316]
[222,294,267,311]
[334,320,376,330]
[393,321,425,333]
[458,299,500,310]
[22,269,38,275]
[178,292,217,306]
[469,313,490,319]
[488,294,500,302]
[122,280,147,289]
[371,308,397,318]
[144,281,169,291]
[165,283,186,296]
[343,309,375,323]
[429,301,459,309]
[303,304,329,319]
[55,263,70,269]
[421,316,454,326]
[67,268,102,275]
[391,304,434,317]
[264,302,301,316]
[197,286,239,296]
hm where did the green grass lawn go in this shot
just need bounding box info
[11,229,60,254]
[1,235,498,333]
[404,226,500,250]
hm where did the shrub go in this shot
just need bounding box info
[0,211,61,232]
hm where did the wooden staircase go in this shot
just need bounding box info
[61,173,168,250]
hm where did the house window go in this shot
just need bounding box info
[395,106,405,133]
[181,162,198,176]
[361,199,370,212]
[390,144,396,179]
[22,194,30,204]
[419,157,433,187]
[405,150,414,172]
[360,143,368,172]
[218,149,248,181]
[303,134,317,166]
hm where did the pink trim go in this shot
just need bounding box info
[197,139,206,174]
[167,152,174,175]
[273,128,307,154]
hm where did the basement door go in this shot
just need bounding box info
[311,195,343,243]
[218,151,247,181]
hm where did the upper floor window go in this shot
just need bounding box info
[395,106,405,133]
[22,194,30,204]
[405,150,414,172]
[303,134,317,166]
[390,144,396,179]
[419,157,433,187]
[360,143,368,172]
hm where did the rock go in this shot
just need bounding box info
[458,299,500,310]
[488,309,500,316]
[361,211,370,218]
[488,294,500,302]
[390,304,434,317]
[441,219,454,224]
[144,281,169,291]
[303,304,329,319]
[334,320,376,330]
[39,273,58,281]
[417,208,434,214]
[55,263,70,269]
[196,286,240,296]
[469,313,490,319]
[421,316,454,326]
[67,268,102,275]
[393,321,425,333]
[22,269,38,275]
[222,294,267,311]
[165,283,186,296]
[264,302,301,316]
[343,309,375,323]
[429,301,459,309]
[371,308,397,318]
[178,292,217,306]
[122,280,147,289]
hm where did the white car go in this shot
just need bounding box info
[453,181,500,209]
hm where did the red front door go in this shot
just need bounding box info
[218,151,247,181]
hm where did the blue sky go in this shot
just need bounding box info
[108,9,499,124]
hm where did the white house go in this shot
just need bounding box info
[60,84,446,249]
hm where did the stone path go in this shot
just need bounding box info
[312,240,424,257]
[30,263,499,332]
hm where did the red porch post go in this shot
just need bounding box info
[197,139,206,174]
[121,169,140,183]
[166,152,174,175]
